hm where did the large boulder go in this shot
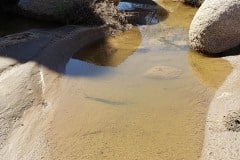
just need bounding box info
[17,0,97,23]
[189,0,240,55]
[17,0,122,24]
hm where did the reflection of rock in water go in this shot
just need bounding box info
[118,0,168,25]
[72,27,141,67]
[158,0,198,29]
[188,50,232,89]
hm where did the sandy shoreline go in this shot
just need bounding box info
[201,55,240,160]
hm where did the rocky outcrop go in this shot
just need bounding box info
[0,0,132,39]
[189,0,240,55]
[18,0,92,22]
[17,0,130,33]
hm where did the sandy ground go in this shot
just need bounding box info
[201,55,240,160]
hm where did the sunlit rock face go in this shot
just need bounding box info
[189,0,240,55]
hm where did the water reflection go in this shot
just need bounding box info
[156,0,197,29]
[118,0,168,25]
[188,50,233,89]
[72,27,141,67]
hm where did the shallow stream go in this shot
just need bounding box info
[46,1,232,160]
[0,1,233,160]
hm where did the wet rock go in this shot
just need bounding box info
[144,65,182,79]
[189,0,240,55]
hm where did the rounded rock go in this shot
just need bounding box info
[189,0,240,55]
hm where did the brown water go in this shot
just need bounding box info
[47,1,232,160]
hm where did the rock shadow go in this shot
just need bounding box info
[0,25,107,75]
[0,0,167,77]
[212,45,240,57]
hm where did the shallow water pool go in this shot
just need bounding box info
[47,1,232,160]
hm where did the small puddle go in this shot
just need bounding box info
[47,1,232,160]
